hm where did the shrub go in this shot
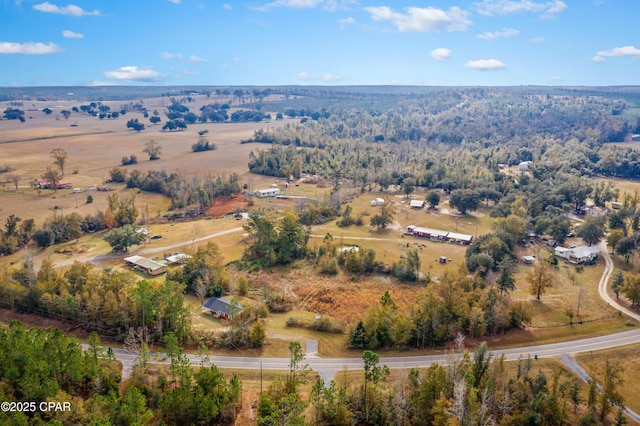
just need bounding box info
[318,256,339,275]
[86,195,93,204]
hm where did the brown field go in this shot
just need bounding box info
[0,94,292,227]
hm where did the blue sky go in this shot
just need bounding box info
[1,0,639,86]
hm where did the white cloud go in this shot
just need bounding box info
[430,48,452,60]
[161,52,183,60]
[258,0,357,12]
[474,0,566,19]
[86,81,116,86]
[182,70,200,75]
[465,58,506,70]
[323,73,342,81]
[0,41,62,54]
[364,6,471,32]
[33,2,101,16]
[550,76,563,81]
[104,66,162,81]
[298,72,313,80]
[530,36,544,42]
[223,3,232,9]
[339,16,355,28]
[591,45,640,62]
[168,0,180,3]
[188,55,207,62]
[62,30,84,39]
[477,28,518,41]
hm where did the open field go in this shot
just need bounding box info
[0,94,293,226]
[575,344,640,415]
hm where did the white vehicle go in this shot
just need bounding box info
[72,188,82,193]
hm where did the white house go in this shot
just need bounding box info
[255,188,281,197]
[555,246,601,264]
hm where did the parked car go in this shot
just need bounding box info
[150,234,162,240]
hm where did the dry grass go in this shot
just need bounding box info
[575,344,640,414]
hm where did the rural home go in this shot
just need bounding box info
[254,188,280,197]
[202,297,243,320]
[554,246,601,264]
[410,199,425,209]
[35,179,72,189]
[124,255,168,275]
[405,225,473,244]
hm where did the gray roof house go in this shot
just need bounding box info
[202,297,243,320]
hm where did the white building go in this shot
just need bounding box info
[410,199,425,209]
[255,188,281,197]
[555,246,601,264]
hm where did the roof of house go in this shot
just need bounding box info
[522,255,536,261]
[447,232,473,241]
[124,255,167,271]
[570,246,601,258]
[410,199,425,207]
[202,297,243,316]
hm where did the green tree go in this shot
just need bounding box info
[496,258,516,294]
[103,224,146,252]
[370,198,395,231]
[624,274,640,305]
[426,190,441,209]
[286,341,309,394]
[449,189,481,214]
[362,350,389,423]
[118,386,154,426]
[577,216,607,246]
[612,270,624,299]
[402,179,415,198]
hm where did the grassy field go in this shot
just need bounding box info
[575,344,640,415]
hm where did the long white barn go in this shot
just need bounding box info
[405,225,473,245]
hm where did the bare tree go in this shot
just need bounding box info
[50,148,68,177]
[143,140,162,160]
[6,174,19,191]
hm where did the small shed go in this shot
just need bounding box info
[410,199,425,209]
[439,256,447,264]
[202,297,243,320]
[522,255,536,264]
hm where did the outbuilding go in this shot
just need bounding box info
[124,255,168,275]
[410,199,425,209]
[255,188,281,197]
